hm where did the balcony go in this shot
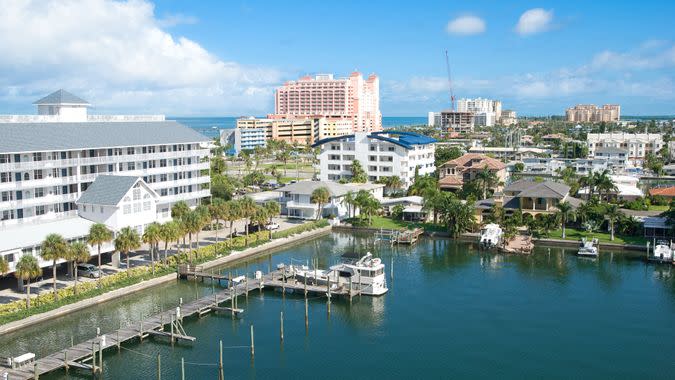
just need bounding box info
[149,176,211,190]
[158,189,211,204]
[0,175,79,191]
[285,201,318,210]
[0,192,79,210]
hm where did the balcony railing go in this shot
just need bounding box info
[0,192,79,210]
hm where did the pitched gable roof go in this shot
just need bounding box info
[77,175,143,206]
[441,153,506,171]
[516,181,570,199]
[33,90,90,105]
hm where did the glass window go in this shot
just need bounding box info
[133,203,141,213]
[123,204,131,214]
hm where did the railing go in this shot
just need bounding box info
[0,175,79,191]
[0,210,78,229]
[0,193,79,209]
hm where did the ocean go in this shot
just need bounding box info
[170,117,427,139]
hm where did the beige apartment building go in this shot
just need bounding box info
[440,111,475,133]
[566,104,621,122]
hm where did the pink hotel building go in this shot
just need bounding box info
[272,72,382,132]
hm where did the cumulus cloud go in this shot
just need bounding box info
[446,15,486,36]
[0,0,282,115]
[515,8,553,35]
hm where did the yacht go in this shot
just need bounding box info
[577,238,599,258]
[289,252,388,296]
[479,224,503,249]
[651,240,673,263]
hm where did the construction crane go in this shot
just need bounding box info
[445,49,456,111]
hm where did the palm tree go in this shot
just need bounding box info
[276,150,291,176]
[310,187,331,221]
[0,256,9,277]
[342,191,356,219]
[66,241,90,295]
[238,197,258,236]
[142,223,162,273]
[159,221,180,263]
[171,201,190,220]
[475,168,499,199]
[225,200,241,239]
[41,233,68,300]
[556,201,575,239]
[264,201,281,239]
[15,255,41,308]
[182,211,202,257]
[194,205,211,249]
[114,227,141,276]
[87,223,112,281]
[594,170,617,201]
[605,204,622,241]
[209,198,226,242]
[579,173,596,201]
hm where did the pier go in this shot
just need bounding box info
[375,227,424,245]
[0,265,359,379]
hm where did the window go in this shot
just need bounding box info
[35,188,45,198]
[160,159,167,168]
[160,174,167,182]
[35,205,46,215]
[1,191,12,202]
[83,205,87,212]
[133,189,141,200]
[160,189,168,196]
[143,201,151,211]
[127,162,135,170]
[123,204,131,214]
[32,152,43,162]
[369,156,377,162]
[127,147,135,155]
[133,203,141,213]
[100,206,104,213]
[0,173,10,183]
[160,145,167,153]
[388,146,395,152]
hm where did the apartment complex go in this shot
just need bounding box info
[500,110,517,126]
[587,132,663,167]
[273,73,382,132]
[313,131,436,188]
[566,104,621,122]
[440,111,475,133]
[0,90,210,273]
[457,98,502,127]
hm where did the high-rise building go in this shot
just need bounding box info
[587,132,662,167]
[440,111,475,133]
[273,73,382,132]
[566,104,621,122]
[0,90,210,274]
[457,98,502,127]
[500,110,517,126]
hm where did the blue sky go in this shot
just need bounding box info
[0,0,673,116]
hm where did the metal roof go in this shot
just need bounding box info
[0,121,209,153]
[0,217,94,253]
[76,175,141,206]
[311,131,436,149]
[33,89,90,105]
[277,181,383,197]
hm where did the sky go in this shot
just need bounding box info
[0,0,674,117]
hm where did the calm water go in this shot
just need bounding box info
[2,233,675,379]
[171,117,428,139]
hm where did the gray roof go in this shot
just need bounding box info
[277,181,382,197]
[505,179,570,199]
[33,90,90,105]
[0,121,209,153]
[76,175,141,206]
[595,146,628,154]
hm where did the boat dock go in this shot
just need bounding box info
[375,227,424,245]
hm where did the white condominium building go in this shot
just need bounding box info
[314,131,436,188]
[0,90,210,274]
[457,98,502,127]
[587,132,663,167]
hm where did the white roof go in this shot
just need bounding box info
[246,191,282,203]
[579,184,643,197]
[403,205,424,213]
[0,217,95,253]
[381,196,424,206]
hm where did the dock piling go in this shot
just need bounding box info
[33,362,38,380]
[219,340,224,380]
[99,340,103,375]
[181,357,185,380]
[305,297,309,331]
[117,330,121,352]
[250,324,255,358]
[70,336,74,348]
[91,342,96,375]
[157,354,161,380]
[280,311,284,342]
[64,351,68,373]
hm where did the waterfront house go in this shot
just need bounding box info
[380,195,428,221]
[649,186,675,200]
[475,179,583,223]
[438,153,507,193]
[277,181,383,220]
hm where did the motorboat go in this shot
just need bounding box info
[651,240,673,263]
[577,237,599,257]
[289,252,388,296]
[479,224,503,249]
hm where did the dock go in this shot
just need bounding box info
[375,227,424,245]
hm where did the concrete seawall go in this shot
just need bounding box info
[0,226,332,335]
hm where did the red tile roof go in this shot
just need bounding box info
[649,187,675,198]
[441,153,506,171]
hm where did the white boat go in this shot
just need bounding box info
[479,223,503,249]
[651,240,673,262]
[290,252,388,296]
[577,238,599,257]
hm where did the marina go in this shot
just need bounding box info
[1,232,675,379]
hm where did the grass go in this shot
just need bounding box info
[648,205,669,211]
[346,216,446,232]
[546,227,648,245]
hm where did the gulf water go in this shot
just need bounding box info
[2,233,674,379]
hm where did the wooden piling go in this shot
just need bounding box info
[181,357,185,380]
[117,330,121,352]
[219,340,224,380]
[99,340,103,375]
[250,324,255,358]
[140,318,144,341]
[157,354,161,380]
[33,362,38,380]
[170,314,175,344]
[70,336,74,348]
[305,297,309,331]
[91,342,96,375]
[304,275,307,297]
[64,350,68,373]
[280,311,284,342]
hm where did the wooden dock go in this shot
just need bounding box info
[375,227,424,245]
[0,266,359,379]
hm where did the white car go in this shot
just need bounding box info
[265,223,280,230]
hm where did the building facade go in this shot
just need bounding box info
[313,131,436,188]
[273,73,382,132]
[0,90,210,273]
[566,104,621,122]
[457,98,502,127]
[440,111,475,133]
[278,181,383,220]
[587,132,663,167]
[438,154,507,193]
[500,110,517,126]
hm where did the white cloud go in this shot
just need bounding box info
[0,0,282,115]
[515,8,553,35]
[446,15,486,36]
[157,13,198,28]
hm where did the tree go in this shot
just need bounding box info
[342,191,356,219]
[41,233,68,300]
[391,204,405,220]
[209,198,226,242]
[264,201,281,239]
[194,205,211,249]
[605,204,622,241]
[439,198,475,237]
[422,187,447,224]
[211,174,239,200]
[114,227,141,276]
[474,168,500,199]
[0,256,8,276]
[276,150,291,176]
[378,176,403,196]
[171,201,190,221]
[182,211,202,257]
[349,160,368,183]
[159,221,180,263]
[408,175,437,197]
[224,200,241,239]
[142,222,162,273]
[66,241,90,295]
[593,169,616,201]
[15,255,41,308]
[238,197,258,236]
[210,156,226,175]
[556,201,575,239]
[243,170,266,187]
[310,187,331,221]
[87,223,112,281]
[434,146,463,168]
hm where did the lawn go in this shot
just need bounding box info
[648,205,669,212]
[546,227,647,246]
[346,216,446,232]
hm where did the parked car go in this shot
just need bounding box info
[265,222,280,230]
[77,263,100,278]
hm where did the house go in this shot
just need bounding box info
[380,196,428,221]
[277,181,383,220]
[438,153,507,193]
[593,146,628,169]
[578,175,643,201]
[475,179,583,223]
[649,186,675,200]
